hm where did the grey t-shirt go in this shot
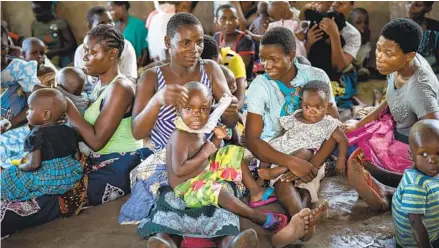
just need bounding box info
[387,54,439,137]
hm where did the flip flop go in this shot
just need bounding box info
[261,211,288,233]
[249,187,277,208]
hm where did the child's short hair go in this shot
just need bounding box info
[166,12,202,38]
[302,80,331,100]
[184,81,212,98]
[350,7,369,22]
[22,37,44,52]
[87,24,125,58]
[380,18,423,54]
[201,35,219,60]
[261,27,296,54]
[215,4,235,18]
[87,6,108,25]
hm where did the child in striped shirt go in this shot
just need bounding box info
[392,119,439,248]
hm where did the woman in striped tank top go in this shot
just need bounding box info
[119,13,244,247]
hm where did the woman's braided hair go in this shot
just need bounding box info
[87,24,125,58]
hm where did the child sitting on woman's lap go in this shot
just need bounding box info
[258,80,349,203]
[167,81,313,243]
[1,88,83,201]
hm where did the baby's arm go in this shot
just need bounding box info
[408,214,433,248]
[18,150,42,172]
[169,131,217,178]
[331,127,349,175]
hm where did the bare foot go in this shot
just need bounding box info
[271,208,311,248]
[147,237,175,248]
[228,229,258,248]
[258,168,275,180]
[249,186,275,203]
[300,200,329,241]
[347,149,389,212]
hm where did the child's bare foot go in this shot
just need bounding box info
[300,200,329,241]
[257,168,276,180]
[271,208,311,248]
[347,149,389,212]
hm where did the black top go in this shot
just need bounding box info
[426,17,439,32]
[24,124,79,161]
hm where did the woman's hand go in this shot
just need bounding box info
[342,119,359,133]
[156,84,189,107]
[319,17,339,38]
[286,158,318,183]
[306,25,325,47]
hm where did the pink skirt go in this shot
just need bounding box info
[346,108,412,174]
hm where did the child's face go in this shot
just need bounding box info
[167,24,204,68]
[26,95,45,125]
[24,42,45,68]
[351,12,368,34]
[179,89,211,130]
[91,12,115,29]
[301,90,329,123]
[406,1,430,20]
[217,8,239,35]
[375,36,412,75]
[259,44,294,81]
[268,4,284,22]
[226,74,237,94]
[316,1,333,13]
[411,134,439,177]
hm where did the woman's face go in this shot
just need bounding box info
[107,2,125,21]
[375,36,413,75]
[167,24,204,68]
[259,44,294,80]
[31,3,53,22]
[82,36,115,76]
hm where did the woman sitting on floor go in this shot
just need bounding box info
[343,18,439,212]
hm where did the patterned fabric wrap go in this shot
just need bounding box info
[174,145,244,208]
[137,185,240,238]
[1,155,83,201]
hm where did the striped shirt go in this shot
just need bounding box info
[392,168,439,247]
[150,60,212,152]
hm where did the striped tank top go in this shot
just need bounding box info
[150,60,212,151]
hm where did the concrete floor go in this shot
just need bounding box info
[2,176,395,248]
[2,80,394,248]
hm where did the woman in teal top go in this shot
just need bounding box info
[65,24,151,206]
[108,1,149,66]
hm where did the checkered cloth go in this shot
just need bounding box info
[1,156,83,201]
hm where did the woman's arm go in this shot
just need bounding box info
[131,68,189,139]
[19,150,41,172]
[246,112,317,182]
[205,60,239,127]
[66,79,133,151]
[235,77,246,111]
[344,99,388,132]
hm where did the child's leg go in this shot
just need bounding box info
[217,187,268,226]
[147,233,181,248]
[241,160,275,203]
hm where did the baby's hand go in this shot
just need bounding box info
[213,126,230,140]
[202,141,218,157]
[257,168,272,180]
[336,160,346,175]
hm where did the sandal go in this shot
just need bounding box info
[261,211,287,233]
[249,187,277,208]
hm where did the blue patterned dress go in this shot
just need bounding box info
[1,59,40,168]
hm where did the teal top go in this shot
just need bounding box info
[122,15,148,58]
